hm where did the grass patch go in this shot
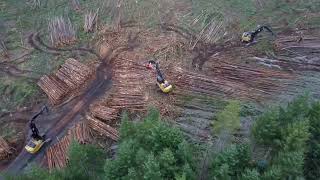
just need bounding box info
[0,78,38,112]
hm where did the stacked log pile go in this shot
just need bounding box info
[87,115,119,141]
[46,135,70,170]
[69,122,92,144]
[170,64,288,101]
[275,35,320,50]
[56,58,93,89]
[37,75,69,104]
[108,59,148,110]
[87,57,148,138]
[90,105,119,123]
[38,58,93,105]
[46,122,92,170]
[0,137,12,160]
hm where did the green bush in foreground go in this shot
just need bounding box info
[104,108,196,180]
[208,95,320,180]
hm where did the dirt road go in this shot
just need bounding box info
[4,59,112,175]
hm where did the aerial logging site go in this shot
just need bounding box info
[0,0,320,179]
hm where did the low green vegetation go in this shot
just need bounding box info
[212,100,241,135]
[5,97,320,179]
[209,95,320,180]
[0,78,39,113]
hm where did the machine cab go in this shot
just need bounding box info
[25,138,45,154]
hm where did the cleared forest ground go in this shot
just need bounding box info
[1,0,320,174]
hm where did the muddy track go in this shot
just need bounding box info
[5,55,112,175]
[28,33,98,57]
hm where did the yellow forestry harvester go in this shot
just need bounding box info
[25,106,51,154]
[241,25,275,46]
[146,60,173,93]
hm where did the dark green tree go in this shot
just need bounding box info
[209,144,251,180]
[304,102,320,179]
[104,108,196,180]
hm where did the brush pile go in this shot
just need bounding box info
[70,0,81,11]
[0,137,12,160]
[48,16,76,47]
[0,40,8,57]
[38,58,93,105]
[46,122,92,170]
[84,10,99,33]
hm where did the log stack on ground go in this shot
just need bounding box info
[38,58,93,105]
[46,122,92,170]
[108,59,148,110]
[69,122,92,144]
[170,64,289,101]
[46,135,70,170]
[90,105,119,123]
[0,137,12,161]
[37,75,69,105]
[87,115,119,141]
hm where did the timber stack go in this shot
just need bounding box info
[87,115,119,141]
[86,57,147,139]
[0,137,12,161]
[46,122,92,170]
[108,59,148,110]
[46,135,70,170]
[38,58,94,105]
[170,65,287,101]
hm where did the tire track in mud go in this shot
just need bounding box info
[5,52,113,175]
[28,33,98,56]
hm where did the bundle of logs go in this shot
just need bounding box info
[87,115,119,141]
[38,58,93,105]
[46,135,70,170]
[275,35,320,50]
[169,65,286,101]
[90,105,119,123]
[85,57,147,141]
[48,16,76,47]
[69,122,92,144]
[108,59,148,110]
[0,137,12,161]
[84,9,99,33]
[46,122,92,170]
[210,62,291,91]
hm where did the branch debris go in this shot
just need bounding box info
[84,9,99,33]
[48,16,76,47]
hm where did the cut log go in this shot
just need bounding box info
[0,137,12,161]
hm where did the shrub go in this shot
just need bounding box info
[105,108,196,180]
